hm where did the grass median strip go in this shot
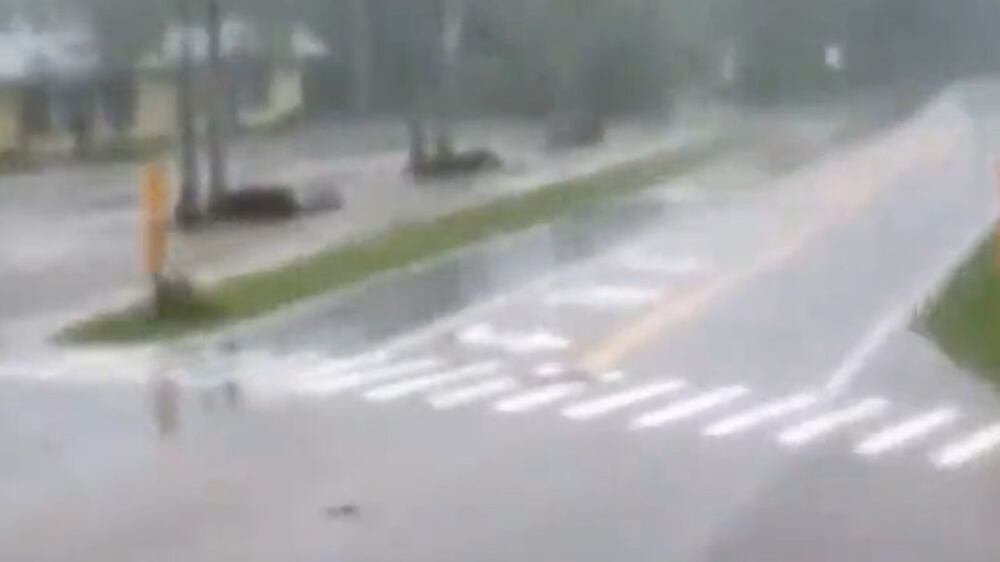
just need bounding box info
[922,235,1000,386]
[61,140,731,344]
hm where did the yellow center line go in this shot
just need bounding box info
[579,161,903,373]
[579,229,816,372]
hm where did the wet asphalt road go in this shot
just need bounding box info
[5,92,1000,561]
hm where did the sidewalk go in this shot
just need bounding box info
[172,119,723,287]
[0,113,730,349]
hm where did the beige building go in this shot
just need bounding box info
[135,19,328,141]
[0,22,111,159]
[0,18,327,164]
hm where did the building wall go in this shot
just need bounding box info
[272,65,304,116]
[240,65,303,128]
[132,76,177,141]
[112,65,305,148]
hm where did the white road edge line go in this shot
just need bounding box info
[429,377,519,410]
[631,386,749,430]
[823,221,991,396]
[703,393,818,437]
[931,423,1000,470]
[855,407,959,457]
[364,361,500,402]
[562,380,686,420]
[777,398,888,447]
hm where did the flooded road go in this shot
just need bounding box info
[5,92,1000,562]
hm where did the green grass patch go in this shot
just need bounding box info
[61,140,731,344]
[922,235,1000,385]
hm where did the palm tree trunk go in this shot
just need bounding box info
[348,0,374,113]
[174,0,201,228]
[206,0,230,215]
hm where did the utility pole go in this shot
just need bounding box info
[432,0,464,157]
[205,0,229,216]
[405,0,433,168]
[348,0,374,114]
[174,0,202,228]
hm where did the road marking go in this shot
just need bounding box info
[703,393,818,437]
[631,386,749,430]
[561,380,686,420]
[596,370,626,383]
[535,362,568,378]
[363,361,500,402]
[580,281,728,372]
[581,231,827,373]
[429,377,519,410]
[580,167,902,374]
[234,350,343,385]
[545,285,660,310]
[290,351,392,382]
[931,423,1000,470]
[823,220,992,396]
[617,253,709,277]
[296,357,442,396]
[494,382,586,413]
[777,398,888,447]
[855,408,959,457]
[371,233,649,359]
[457,323,570,355]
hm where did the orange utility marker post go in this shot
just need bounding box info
[141,162,170,301]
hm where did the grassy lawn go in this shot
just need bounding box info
[61,139,730,344]
[922,235,1000,385]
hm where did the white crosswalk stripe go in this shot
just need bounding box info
[364,362,500,402]
[854,408,959,457]
[284,351,392,383]
[777,398,888,447]
[535,363,568,378]
[21,337,1000,477]
[631,386,749,430]
[703,393,818,437]
[561,380,686,420]
[295,357,443,396]
[931,423,1000,470]
[457,323,570,355]
[429,377,519,410]
[494,382,587,413]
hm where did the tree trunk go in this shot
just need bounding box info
[431,0,464,158]
[546,2,605,147]
[205,0,230,215]
[348,0,374,113]
[174,0,201,228]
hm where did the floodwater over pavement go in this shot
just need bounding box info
[5,92,1000,561]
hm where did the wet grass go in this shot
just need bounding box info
[922,235,1000,385]
[61,139,731,343]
